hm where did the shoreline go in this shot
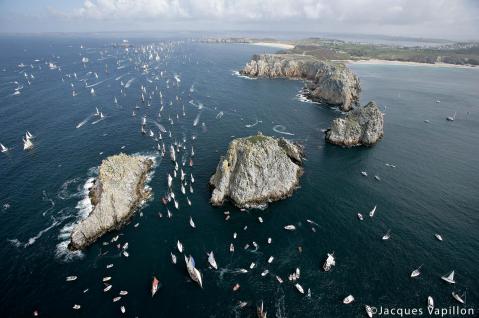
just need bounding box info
[250,42,295,50]
[344,59,478,69]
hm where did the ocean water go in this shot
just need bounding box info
[0,36,478,318]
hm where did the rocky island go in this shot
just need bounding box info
[209,133,304,208]
[240,54,361,111]
[325,101,384,147]
[69,153,153,250]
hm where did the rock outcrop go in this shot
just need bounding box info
[209,133,304,208]
[325,101,384,147]
[240,54,361,111]
[69,154,153,250]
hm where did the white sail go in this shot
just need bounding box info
[323,253,336,272]
[369,205,376,217]
[0,143,8,152]
[189,217,196,228]
[23,137,33,150]
[441,270,455,284]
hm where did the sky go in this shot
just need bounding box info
[0,0,478,40]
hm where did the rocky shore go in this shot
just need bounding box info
[325,101,384,147]
[209,133,304,208]
[240,54,361,111]
[69,154,153,250]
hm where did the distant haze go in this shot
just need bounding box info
[0,0,478,41]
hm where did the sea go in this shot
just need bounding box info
[0,36,478,318]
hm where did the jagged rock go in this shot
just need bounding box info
[325,101,384,146]
[69,154,153,250]
[209,133,304,208]
[240,54,361,111]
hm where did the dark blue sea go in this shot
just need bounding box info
[0,36,478,318]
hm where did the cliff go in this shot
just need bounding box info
[69,153,153,250]
[209,133,303,208]
[325,101,384,146]
[240,54,361,111]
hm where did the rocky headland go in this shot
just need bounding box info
[325,101,384,147]
[69,153,153,250]
[209,133,304,209]
[240,54,361,111]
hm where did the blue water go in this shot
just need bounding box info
[0,36,478,318]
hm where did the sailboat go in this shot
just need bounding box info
[343,295,355,304]
[23,137,33,150]
[95,107,100,116]
[295,283,305,294]
[446,112,456,121]
[323,253,336,272]
[452,291,466,304]
[427,296,434,311]
[177,240,183,253]
[257,301,267,318]
[151,276,159,297]
[284,225,296,231]
[171,252,177,264]
[167,174,172,188]
[435,233,443,241]
[357,213,364,220]
[1,143,8,153]
[184,255,203,288]
[189,217,196,228]
[441,270,456,284]
[170,145,176,162]
[207,251,218,269]
[365,305,373,318]
[410,265,423,277]
[369,205,377,217]
[382,229,391,240]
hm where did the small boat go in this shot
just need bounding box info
[119,290,128,296]
[249,262,256,269]
[257,301,267,318]
[361,171,368,177]
[268,256,274,264]
[113,296,121,302]
[357,213,364,221]
[435,233,443,241]
[267,237,272,244]
[323,253,336,272]
[1,143,8,153]
[284,225,296,231]
[452,291,466,304]
[441,270,456,284]
[428,296,434,311]
[189,217,196,228]
[369,205,376,217]
[276,275,283,283]
[411,265,423,278]
[151,276,159,297]
[122,251,129,257]
[374,175,381,181]
[233,283,240,291]
[382,229,391,240]
[207,251,218,269]
[343,295,354,304]
[258,217,263,223]
[66,276,78,282]
[295,283,305,294]
[365,305,373,318]
[106,264,114,269]
[177,240,183,253]
[229,243,235,252]
[261,270,269,277]
[446,112,456,121]
[171,252,177,264]
[307,288,311,298]
[120,306,126,314]
[104,284,112,292]
[103,276,112,282]
[73,304,81,310]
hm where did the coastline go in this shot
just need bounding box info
[251,42,295,49]
[344,59,478,69]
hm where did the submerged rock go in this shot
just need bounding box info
[209,133,304,208]
[69,153,153,250]
[240,54,361,111]
[325,101,384,147]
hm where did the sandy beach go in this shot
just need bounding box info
[346,59,477,69]
[251,42,295,49]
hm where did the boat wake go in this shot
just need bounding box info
[150,120,167,133]
[273,125,295,136]
[245,119,262,128]
[76,114,94,128]
[8,215,63,248]
[91,117,105,125]
[125,77,135,88]
[193,112,202,127]
[115,72,129,81]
